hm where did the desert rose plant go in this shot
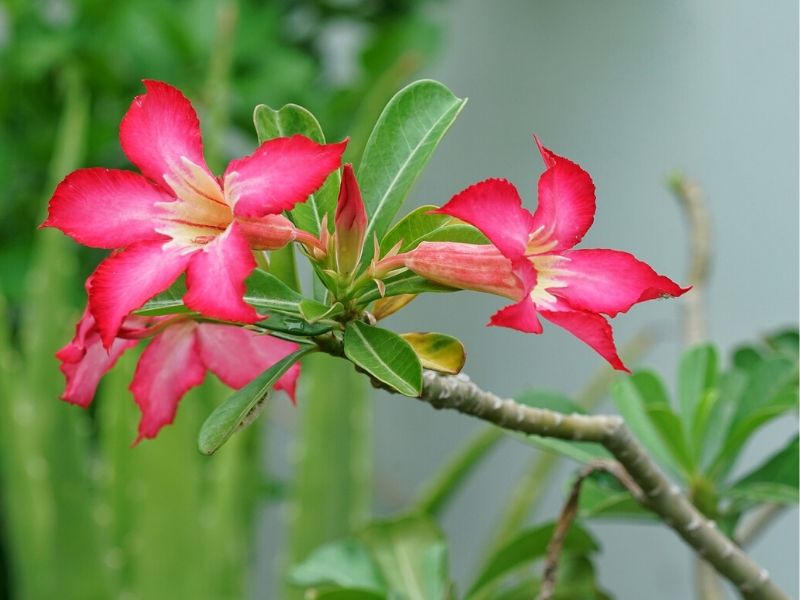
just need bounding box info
[37,79,797,599]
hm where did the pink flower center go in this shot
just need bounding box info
[155,157,233,252]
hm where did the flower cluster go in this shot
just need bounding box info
[44,81,687,442]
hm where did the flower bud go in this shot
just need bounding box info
[405,242,525,300]
[333,164,368,278]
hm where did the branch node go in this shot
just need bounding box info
[722,542,734,559]
[686,515,702,532]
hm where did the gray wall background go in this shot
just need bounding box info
[266,1,798,598]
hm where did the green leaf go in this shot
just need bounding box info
[253,103,339,236]
[313,591,385,600]
[358,80,467,264]
[612,373,689,477]
[245,268,308,314]
[726,435,798,505]
[356,271,456,305]
[579,475,651,520]
[380,205,487,255]
[678,344,718,458]
[359,515,449,600]
[138,270,335,330]
[289,538,385,592]
[764,328,799,358]
[198,346,314,454]
[467,522,598,599]
[400,332,466,374]
[136,279,189,316]
[257,314,335,338]
[709,356,798,478]
[299,300,344,323]
[344,321,423,396]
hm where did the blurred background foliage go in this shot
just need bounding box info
[0,0,444,598]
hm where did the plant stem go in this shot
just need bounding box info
[737,504,785,548]
[538,460,643,600]
[416,371,789,600]
[668,173,712,347]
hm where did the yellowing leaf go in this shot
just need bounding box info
[401,332,466,375]
[373,294,417,321]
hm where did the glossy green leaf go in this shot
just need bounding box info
[254,103,339,236]
[356,271,456,305]
[257,314,334,338]
[344,321,422,396]
[400,332,466,374]
[138,269,330,324]
[358,80,467,264]
[467,522,598,599]
[244,269,309,314]
[289,538,385,592]
[299,300,344,323]
[198,346,314,454]
[359,515,449,600]
[726,435,798,505]
[380,204,486,255]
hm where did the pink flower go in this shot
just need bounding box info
[43,80,346,348]
[403,138,689,371]
[57,310,300,442]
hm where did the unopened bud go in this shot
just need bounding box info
[333,164,367,278]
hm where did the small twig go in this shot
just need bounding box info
[538,460,643,600]
[668,173,712,347]
[737,504,786,548]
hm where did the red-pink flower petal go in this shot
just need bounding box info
[530,138,596,252]
[42,168,170,248]
[539,308,629,372]
[196,324,300,401]
[130,322,206,441]
[88,241,192,348]
[183,222,259,323]
[119,80,210,187]
[556,249,690,317]
[488,298,543,333]
[56,309,137,407]
[434,179,535,262]
[224,135,347,218]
